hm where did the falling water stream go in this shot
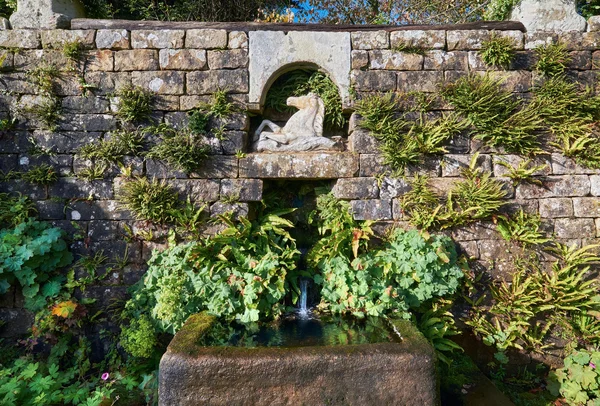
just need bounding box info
[297,279,310,319]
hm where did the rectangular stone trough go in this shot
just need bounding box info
[159,313,439,405]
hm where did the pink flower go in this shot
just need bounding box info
[590,362,596,370]
[101,372,110,381]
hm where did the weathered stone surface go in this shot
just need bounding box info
[351,31,389,49]
[58,114,117,132]
[524,32,558,50]
[96,29,130,49]
[397,71,443,93]
[228,31,248,49]
[13,49,69,71]
[478,239,513,262]
[511,0,586,33]
[84,72,132,95]
[333,178,379,200]
[488,70,532,93]
[87,220,123,241]
[207,49,248,69]
[351,199,392,220]
[114,49,159,71]
[573,197,600,217]
[443,154,492,177]
[175,179,221,202]
[596,218,600,237]
[0,29,40,48]
[187,70,248,94]
[351,70,397,92]
[348,128,381,154]
[0,180,46,199]
[551,153,599,174]
[380,177,411,199]
[35,200,66,220]
[10,0,85,29]
[190,156,238,179]
[359,153,391,177]
[390,30,445,50]
[220,179,263,201]
[220,131,247,155]
[555,218,596,238]
[492,155,551,177]
[568,51,592,70]
[19,153,73,176]
[424,51,468,71]
[131,30,185,49]
[62,96,110,114]
[186,29,228,49]
[160,315,437,406]
[452,222,499,241]
[41,29,95,48]
[49,178,113,199]
[447,30,491,51]
[154,95,180,111]
[131,71,185,95]
[539,198,574,218]
[0,309,34,337]
[591,175,600,196]
[249,31,351,108]
[85,50,114,71]
[159,49,206,70]
[368,50,423,70]
[351,50,369,70]
[239,153,358,179]
[210,202,249,219]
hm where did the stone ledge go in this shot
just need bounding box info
[239,153,359,179]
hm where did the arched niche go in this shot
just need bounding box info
[248,30,351,112]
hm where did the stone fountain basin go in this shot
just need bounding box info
[159,313,439,406]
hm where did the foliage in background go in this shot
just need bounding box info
[480,34,516,68]
[483,0,518,20]
[114,85,154,123]
[548,348,600,405]
[265,70,345,129]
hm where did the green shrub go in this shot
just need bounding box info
[497,210,551,246]
[146,125,210,173]
[114,85,154,123]
[116,177,180,223]
[0,193,36,228]
[535,42,571,77]
[548,349,600,405]
[480,34,516,68]
[188,109,210,135]
[26,97,62,132]
[78,130,145,164]
[120,315,158,358]
[315,228,464,318]
[0,219,73,311]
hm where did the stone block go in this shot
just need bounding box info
[368,50,423,70]
[0,180,46,199]
[14,50,70,71]
[159,49,206,70]
[488,70,532,93]
[391,199,404,220]
[351,50,369,70]
[596,218,600,237]
[35,200,66,220]
[568,51,592,70]
[49,178,113,199]
[62,96,110,114]
[154,95,180,111]
[478,239,513,262]
[591,175,600,196]
[451,222,499,241]
[0,30,40,48]
[333,178,379,199]
[19,153,73,176]
[58,114,117,132]
[359,153,391,177]
[573,197,600,217]
[524,32,558,50]
[397,71,443,93]
[131,30,185,49]
[186,29,228,49]
[492,155,551,177]
[88,220,122,241]
[442,154,492,177]
[114,49,159,71]
[30,131,102,154]
[424,51,468,71]
[239,153,358,179]
[348,128,381,154]
[131,71,185,95]
[96,29,130,49]
[207,49,248,69]
[145,159,187,179]
[85,50,114,71]
[210,202,249,219]
[0,154,17,173]
[447,30,491,50]
[380,177,411,199]
[351,31,389,49]
[220,179,263,201]
[0,72,38,94]
[41,29,95,48]
[351,70,397,92]
[551,153,599,174]
[0,309,33,337]
[228,31,248,49]
[176,179,221,202]
[190,156,239,179]
[94,200,133,220]
[84,72,132,95]
[350,199,392,220]
[221,131,248,155]
[538,198,574,218]
[390,30,445,50]
[555,218,596,239]
[187,70,249,94]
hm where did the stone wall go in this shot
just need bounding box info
[1,19,600,336]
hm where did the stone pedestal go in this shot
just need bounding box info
[10,0,85,29]
[159,313,438,406]
[510,0,586,32]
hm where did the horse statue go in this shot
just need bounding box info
[253,93,342,152]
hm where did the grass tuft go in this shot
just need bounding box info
[114,85,154,123]
[117,177,180,224]
[480,34,516,68]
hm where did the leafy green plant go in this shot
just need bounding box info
[496,158,547,186]
[417,299,463,365]
[548,349,600,405]
[265,69,345,129]
[205,89,234,118]
[483,0,518,20]
[480,34,516,68]
[120,315,158,359]
[188,109,210,135]
[535,42,571,77]
[21,164,58,186]
[26,63,60,95]
[0,193,36,227]
[116,177,180,224]
[76,162,108,181]
[145,125,210,173]
[114,85,154,123]
[496,210,551,247]
[26,97,62,132]
[77,130,145,164]
[62,40,84,62]
[0,219,73,311]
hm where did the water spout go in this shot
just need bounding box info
[297,279,309,319]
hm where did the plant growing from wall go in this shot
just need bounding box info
[20,164,58,186]
[480,34,516,68]
[116,177,180,224]
[77,130,145,164]
[146,124,211,173]
[535,42,571,77]
[496,210,551,247]
[391,41,426,55]
[496,158,547,186]
[0,193,36,227]
[114,85,154,123]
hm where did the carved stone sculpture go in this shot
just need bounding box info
[10,0,85,29]
[253,93,342,152]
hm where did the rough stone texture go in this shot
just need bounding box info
[115,50,159,71]
[424,51,468,71]
[10,0,85,29]
[160,315,437,406]
[511,0,587,33]
[239,153,359,179]
[131,71,185,95]
[131,30,185,49]
[539,198,574,218]
[248,31,351,108]
[333,178,379,199]
[443,154,492,177]
[220,179,263,201]
[591,175,600,196]
[207,49,248,69]
[390,30,445,50]
[351,31,389,50]
[492,155,551,177]
[96,29,130,49]
[573,197,600,217]
[352,70,397,92]
[186,29,228,49]
[516,176,590,199]
[0,29,40,48]
[228,31,248,49]
[187,70,248,94]
[41,29,95,48]
[368,50,423,70]
[350,199,392,220]
[555,218,596,238]
[397,71,443,93]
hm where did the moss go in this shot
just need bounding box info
[388,318,435,357]
[168,312,216,355]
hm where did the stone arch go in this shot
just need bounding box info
[248,30,351,112]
